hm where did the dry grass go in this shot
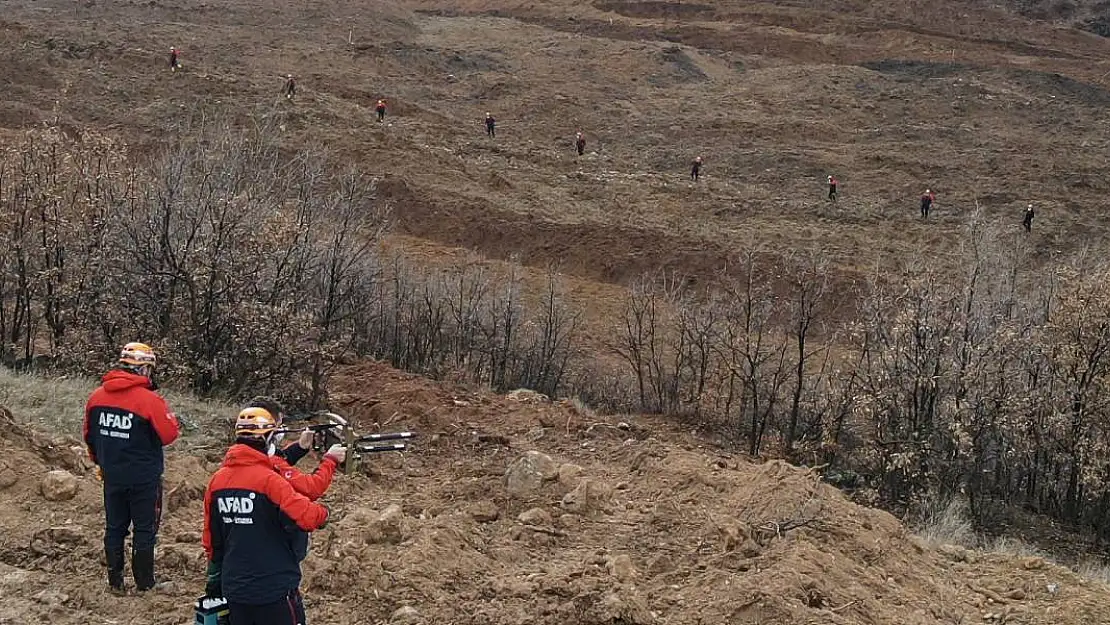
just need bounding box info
[0,367,235,446]
[917,497,977,549]
[913,496,1110,586]
[1076,559,1110,586]
[569,396,597,419]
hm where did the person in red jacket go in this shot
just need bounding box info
[203,407,334,625]
[691,156,702,181]
[827,175,838,201]
[376,99,387,122]
[920,188,936,218]
[575,132,586,156]
[169,47,180,72]
[84,342,180,593]
[245,397,341,500]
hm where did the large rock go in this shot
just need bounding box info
[40,470,79,501]
[505,451,559,497]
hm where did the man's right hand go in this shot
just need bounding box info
[324,444,347,465]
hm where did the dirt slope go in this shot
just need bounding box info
[4,0,1110,338]
[1,363,1109,624]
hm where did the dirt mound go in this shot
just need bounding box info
[2,366,1110,623]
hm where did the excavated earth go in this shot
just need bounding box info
[1,362,1110,624]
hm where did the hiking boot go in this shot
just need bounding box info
[132,548,157,592]
[105,546,125,592]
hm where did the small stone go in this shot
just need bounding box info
[557,463,584,486]
[33,589,68,607]
[518,507,552,526]
[391,605,420,623]
[369,505,404,544]
[606,554,637,581]
[0,468,18,489]
[505,451,559,497]
[41,470,79,501]
[469,501,500,523]
[175,531,201,544]
[1021,557,1045,571]
[507,389,549,403]
[938,544,969,563]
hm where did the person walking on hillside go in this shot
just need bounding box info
[485,113,496,138]
[691,156,702,182]
[169,47,181,72]
[827,175,838,201]
[84,342,180,593]
[284,74,297,99]
[376,99,387,122]
[920,188,935,218]
[575,132,586,156]
[1023,204,1035,232]
[203,407,334,625]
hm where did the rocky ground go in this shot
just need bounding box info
[4,0,1110,341]
[1,362,1109,624]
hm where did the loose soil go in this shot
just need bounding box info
[2,363,1110,624]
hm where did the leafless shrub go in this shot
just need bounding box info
[600,207,1110,539]
[0,120,582,405]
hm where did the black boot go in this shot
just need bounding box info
[132,548,156,591]
[106,546,125,592]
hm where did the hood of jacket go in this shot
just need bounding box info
[101,369,153,392]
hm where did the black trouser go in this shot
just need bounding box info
[104,479,163,551]
[1023,217,1032,232]
[377,109,385,121]
[230,589,306,625]
[921,200,931,217]
[487,125,495,137]
[828,185,836,200]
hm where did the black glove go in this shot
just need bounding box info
[205,560,223,599]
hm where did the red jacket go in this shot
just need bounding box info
[203,444,329,604]
[270,454,338,501]
[84,370,179,485]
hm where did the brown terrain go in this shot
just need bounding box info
[3,363,1110,625]
[5,0,1110,330]
[4,0,1110,622]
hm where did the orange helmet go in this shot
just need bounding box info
[119,342,157,368]
[235,407,278,439]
